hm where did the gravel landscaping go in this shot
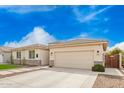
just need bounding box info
[93,74,124,88]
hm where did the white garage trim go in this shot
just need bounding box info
[54,50,94,69]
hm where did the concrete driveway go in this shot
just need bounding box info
[0,67,98,88]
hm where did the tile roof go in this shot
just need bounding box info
[49,38,107,45]
[12,44,48,51]
[0,46,13,52]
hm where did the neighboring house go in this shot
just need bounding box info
[12,44,49,66]
[0,46,12,64]
[49,39,108,69]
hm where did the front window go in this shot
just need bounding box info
[17,51,21,59]
[29,50,35,59]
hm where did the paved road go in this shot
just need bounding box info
[0,68,98,88]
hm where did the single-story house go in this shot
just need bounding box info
[12,44,49,66]
[0,46,12,64]
[49,39,108,69]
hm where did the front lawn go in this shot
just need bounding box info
[0,64,21,70]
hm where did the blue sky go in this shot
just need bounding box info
[0,5,124,49]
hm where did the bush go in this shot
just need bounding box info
[49,65,52,67]
[92,64,105,72]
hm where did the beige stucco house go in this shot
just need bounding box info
[12,44,49,66]
[49,39,108,69]
[0,47,12,64]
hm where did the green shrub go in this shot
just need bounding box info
[92,64,105,72]
[49,65,52,67]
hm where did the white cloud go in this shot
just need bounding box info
[110,42,124,50]
[0,5,56,14]
[73,6,112,23]
[78,33,89,38]
[67,33,89,41]
[4,27,56,47]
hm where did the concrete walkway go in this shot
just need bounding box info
[0,68,98,88]
[100,68,124,76]
[0,66,48,76]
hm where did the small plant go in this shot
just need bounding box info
[49,65,52,67]
[92,64,105,72]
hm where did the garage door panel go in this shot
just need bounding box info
[54,51,94,69]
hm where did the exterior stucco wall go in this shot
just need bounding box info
[3,52,11,63]
[40,50,49,65]
[12,51,16,60]
[12,49,49,66]
[49,44,105,67]
[0,51,11,63]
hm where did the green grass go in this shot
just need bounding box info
[0,64,21,70]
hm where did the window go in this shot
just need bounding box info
[29,50,35,59]
[17,51,21,59]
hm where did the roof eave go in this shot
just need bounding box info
[49,41,108,49]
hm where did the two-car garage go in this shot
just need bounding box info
[54,51,94,69]
[49,39,108,70]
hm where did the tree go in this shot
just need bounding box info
[107,48,124,55]
[107,48,124,66]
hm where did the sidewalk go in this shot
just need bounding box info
[0,66,48,78]
[100,68,124,76]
